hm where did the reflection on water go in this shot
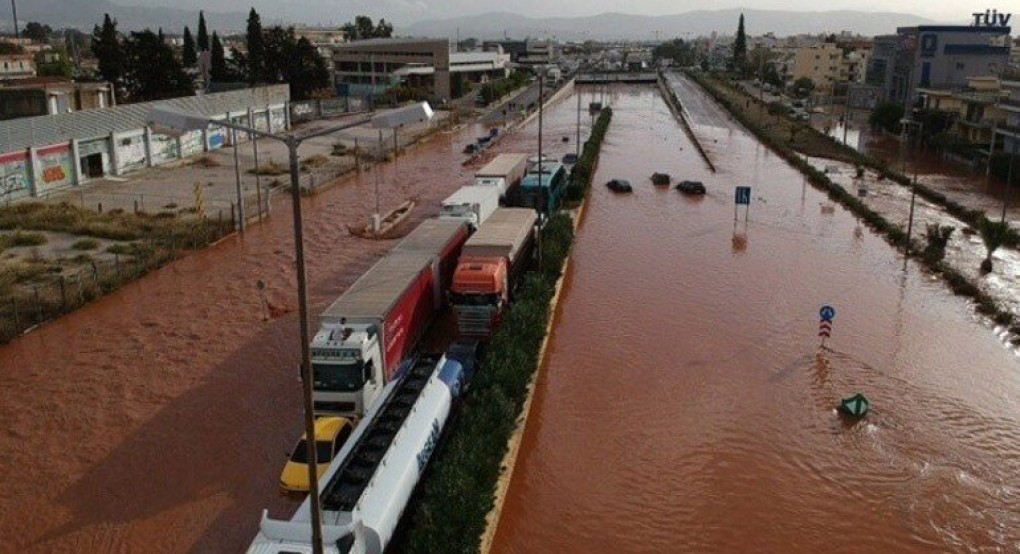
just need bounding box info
[491,85,1020,554]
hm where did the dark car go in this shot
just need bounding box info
[562,153,579,165]
[607,179,633,193]
[676,180,707,194]
[463,143,480,154]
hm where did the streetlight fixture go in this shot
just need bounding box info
[148,101,432,554]
[369,103,435,233]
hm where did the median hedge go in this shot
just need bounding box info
[565,108,614,203]
[686,70,1017,333]
[398,109,612,554]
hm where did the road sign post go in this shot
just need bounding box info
[735,186,751,221]
[818,305,835,347]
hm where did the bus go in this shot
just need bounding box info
[513,162,567,213]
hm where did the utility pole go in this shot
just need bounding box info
[10,0,19,39]
[576,69,582,159]
[287,139,325,554]
[988,125,998,179]
[842,91,851,146]
[1003,141,1016,224]
[232,128,246,231]
[903,119,922,264]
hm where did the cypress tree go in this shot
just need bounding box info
[92,14,125,98]
[210,31,228,81]
[182,26,197,66]
[197,10,209,51]
[246,8,265,84]
[733,13,747,74]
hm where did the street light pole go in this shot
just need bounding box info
[1003,141,1016,224]
[231,127,246,231]
[576,74,581,159]
[903,119,922,263]
[10,0,18,39]
[286,139,326,554]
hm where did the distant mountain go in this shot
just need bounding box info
[2,0,247,33]
[401,9,939,40]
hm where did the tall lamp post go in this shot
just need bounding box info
[148,101,433,554]
[10,0,18,38]
[900,114,923,263]
[1002,139,1017,224]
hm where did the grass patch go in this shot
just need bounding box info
[71,238,100,251]
[248,161,288,176]
[301,154,330,169]
[0,230,48,249]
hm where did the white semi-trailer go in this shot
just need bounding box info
[247,354,466,554]
[473,153,528,201]
[438,185,500,230]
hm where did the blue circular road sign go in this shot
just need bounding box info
[820,305,836,321]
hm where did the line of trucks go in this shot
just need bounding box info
[246,153,568,554]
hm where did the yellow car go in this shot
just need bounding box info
[280,416,354,492]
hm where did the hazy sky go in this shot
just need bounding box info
[118,0,1018,25]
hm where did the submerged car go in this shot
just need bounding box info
[651,172,671,186]
[562,153,579,165]
[676,180,707,194]
[280,416,354,492]
[607,178,633,193]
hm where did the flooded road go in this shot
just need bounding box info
[491,84,1020,553]
[0,117,494,553]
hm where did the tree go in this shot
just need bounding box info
[979,219,1009,273]
[122,29,193,101]
[652,38,696,67]
[210,32,232,81]
[246,8,265,84]
[255,25,330,100]
[923,224,954,264]
[791,76,814,98]
[92,14,126,98]
[869,101,904,133]
[341,15,392,40]
[375,18,393,38]
[197,11,209,51]
[732,13,747,74]
[182,26,197,66]
[23,22,52,43]
[36,50,73,77]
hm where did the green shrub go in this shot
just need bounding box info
[71,238,99,251]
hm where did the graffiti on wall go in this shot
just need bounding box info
[35,144,73,194]
[117,133,146,171]
[271,108,287,131]
[208,127,226,150]
[0,152,29,201]
[150,133,180,165]
[180,130,205,157]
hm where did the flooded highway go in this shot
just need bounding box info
[491,83,1020,553]
[0,116,495,553]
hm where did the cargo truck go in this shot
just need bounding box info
[248,353,467,554]
[311,220,468,418]
[450,208,537,337]
[438,185,500,229]
[473,153,528,201]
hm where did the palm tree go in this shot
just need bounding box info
[979,219,1009,273]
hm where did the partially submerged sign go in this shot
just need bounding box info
[839,393,870,418]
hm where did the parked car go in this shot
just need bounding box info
[280,416,354,492]
[464,143,480,154]
[562,153,579,165]
[676,180,707,194]
[606,178,633,193]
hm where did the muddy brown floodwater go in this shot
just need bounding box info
[491,84,1020,553]
[0,118,502,553]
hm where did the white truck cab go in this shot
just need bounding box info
[311,323,384,419]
